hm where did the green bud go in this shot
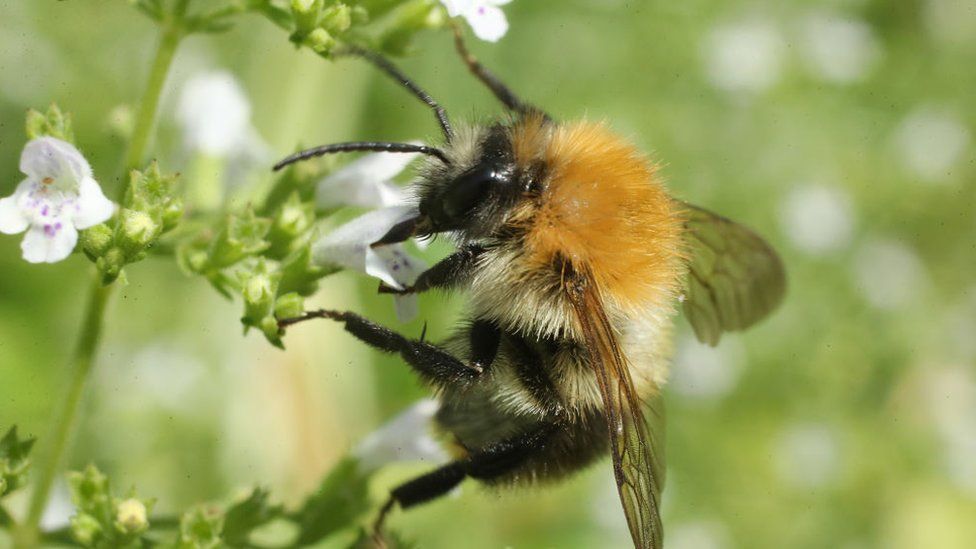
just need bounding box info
[243,271,276,311]
[80,224,113,259]
[68,464,110,509]
[274,292,305,319]
[290,0,317,14]
[307,28,336,54]
[178,506,224,549]
[119,209,161,251]
[70,513,103,547]
[209,208,272,269]
[97,248,127,285]
[26,104,74,142]
[322,3,352,34]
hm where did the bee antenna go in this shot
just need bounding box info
[273,141,451,172]
[337,45,454,141]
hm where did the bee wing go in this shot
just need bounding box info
[568,280,665,549]
[680,202,786,346]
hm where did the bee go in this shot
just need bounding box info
[276,26,785,549]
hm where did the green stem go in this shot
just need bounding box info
[16,281,111,547]
[123,24,182,179]
[15,22,185,548]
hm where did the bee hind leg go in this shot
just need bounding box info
[372,425,554,537]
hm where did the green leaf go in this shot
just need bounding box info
[0,425,37,497]
[222,488,284,547]
[294,458,372,546]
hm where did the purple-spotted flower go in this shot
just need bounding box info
[312,205,426,322]
[0,137,115,263]
[353,399,448,473]
[441,0,512,42]
[316,148,421,210]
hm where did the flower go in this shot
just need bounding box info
[316,148,421,210]
[176,71,252,157]
[441,0,512,42]
[115,498,149,534]
[0,137,115,263]
[353,398,448,473]
[312,205,427,321]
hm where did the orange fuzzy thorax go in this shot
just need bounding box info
[511,117,685,314]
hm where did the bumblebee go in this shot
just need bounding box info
[277,27,785,549]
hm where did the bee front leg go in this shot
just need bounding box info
[278,311,500,387]
[378,244,485,295]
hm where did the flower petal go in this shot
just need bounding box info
[312,205,419,273]
[0,180,32,234]
[440,0,468,17]
[19,137,92,192]
[177,71,251,156]
[73,176,116,229]
[394,294,420,323]
[316,149,419,209]
[20,220,78,263]
[465,4,509,42]
[353,399,448,473]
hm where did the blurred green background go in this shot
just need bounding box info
[2,0,975,547]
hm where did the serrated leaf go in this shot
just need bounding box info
[1,425,37,497]
[294,458,372,545]
[222,488,284,547]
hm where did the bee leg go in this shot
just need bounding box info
[372,426,553,536]
[378,245,485,296]
[279,310,499,385]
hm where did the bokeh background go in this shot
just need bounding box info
[2,0,976,547]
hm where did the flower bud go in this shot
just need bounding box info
[119,209,161,250]
[322,3,352,34]
[274,292,305,319]
[80,223,113,259]
[70,513,103,546]
[308,28,336,54]
[115,498,149,534]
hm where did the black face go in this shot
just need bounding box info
[419,125,517,233]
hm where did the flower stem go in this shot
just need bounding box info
[16,281,111,547]
[15,22,184,548]
[123,24,182,177]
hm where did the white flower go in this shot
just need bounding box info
[799,13,881,85]
[312,205,427,322]
[353,399,448,473]
[176,71,253,157]
[442,0,512,42]
[703,18,785,93]
[0,137,115,263]
[316,148,420,210]
[779,184,855,255]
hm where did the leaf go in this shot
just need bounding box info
[0,425,37,497]
[294,458,372,546]
[222,488,284,547]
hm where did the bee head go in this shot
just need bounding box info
[418,125,525,238]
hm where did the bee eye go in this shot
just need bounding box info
[441,166,508,219]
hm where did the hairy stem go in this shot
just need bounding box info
[16,281,111,547]
[123,24,182,179]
